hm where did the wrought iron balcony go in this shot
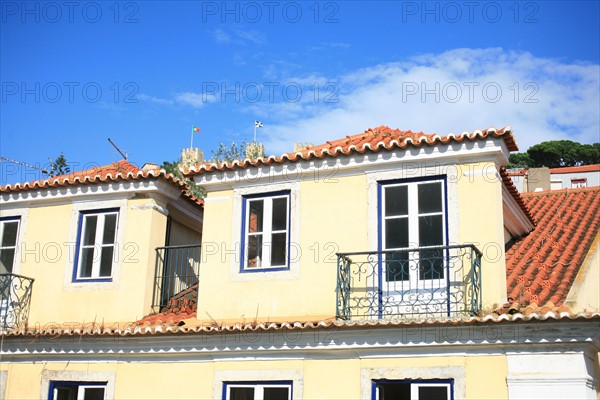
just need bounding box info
[152,244,201,312]
[336,245,482,320]
[0,273,34,330]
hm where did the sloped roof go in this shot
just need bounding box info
[185,125,518,175]
[0,160,203,206]
[549,164,600,174]
[505,187,600,307]
[3,311,598,338]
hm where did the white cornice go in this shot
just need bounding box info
[194,139,510,192]
[1,319,597,363]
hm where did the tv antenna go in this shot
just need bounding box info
[108,138,128,160]
[0,156,50,175]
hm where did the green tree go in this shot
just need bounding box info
[507,153,532,169]
[48,152,70,176]
[526,140,600,168]
[211,140,249,163]
[160,159,206,199]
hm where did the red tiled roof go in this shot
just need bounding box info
[4,312,599,337]
[185,125,518,175]
[549,164,600,174]
[499,166,535,225]
[505,187,600,306]
[0,160,203,206]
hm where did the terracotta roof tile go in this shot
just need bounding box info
[184,125,518,176]
[505,187,600,306]
[500,166,535,224]
[0,160,203,206]
[549,164,600,174]
[4,312,598,338]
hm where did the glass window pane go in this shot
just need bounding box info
[83,216,98,245]
[377,382,410,399]
[418,386,448,400]
[271,233,287,266]
[419,248,445,280]
[248,200,264,233]
[83,387,105,400]
[247,235,262,268]
[264,387,289,400]
[230,387,255,400]
[419,215,443,247]
[102,214,117,244]
[385,185,408,216]
[272,197,288,231]
[418,182,442,213]
[99,247,114,277]
[0,248,15,274]
[385,217,408,249]
[55,386,77,400]
[385,250,409,282]
[1,221,19,247]
[79,248,95,278]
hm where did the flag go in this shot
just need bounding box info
[255,121,263,128]
[193,126,200,133]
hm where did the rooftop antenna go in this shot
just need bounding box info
[108,138,128,160]
[0,156,50,175]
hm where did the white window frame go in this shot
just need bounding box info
[50,382,107,400]
[0,217,20,274]
[380,178,448,289]
[74,209,119,281]
[224,382,292,400]
[241,191,290,272]
[374,380,452,400]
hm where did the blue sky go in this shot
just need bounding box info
[1,1,599,184]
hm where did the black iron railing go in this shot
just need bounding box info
[336,245,482,320]
[0,273,34,330]
[152,245,201,312]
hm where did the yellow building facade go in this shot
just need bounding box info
[1,128,598,400]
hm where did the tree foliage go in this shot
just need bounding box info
[211,140,249,163]
[508,140,600,169]
[48,152,70,176]
[160,159,206,199]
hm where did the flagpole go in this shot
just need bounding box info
[253,123,256,143]
[190,125,194,149]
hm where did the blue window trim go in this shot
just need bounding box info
[371,378,454,400]
[72,207,120,283]
[222,380,293,400]
[239,190,291,273]
[48,381,107,400]
[0,216,20,222]
[377,175,449,318]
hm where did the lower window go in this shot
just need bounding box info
[49,381,107,400]
[224,381,292,400]
[373,379,453,400]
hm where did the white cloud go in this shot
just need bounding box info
[138,93,174,105]
[212,28,231,43]
[175,92,217,109]
[258,48,600,154]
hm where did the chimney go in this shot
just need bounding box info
[525,167,550,192]
[181,148,204,167]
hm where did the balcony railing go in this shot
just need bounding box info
[152,245,201,312]
[336,245,482,320]
[0,273,34,330]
